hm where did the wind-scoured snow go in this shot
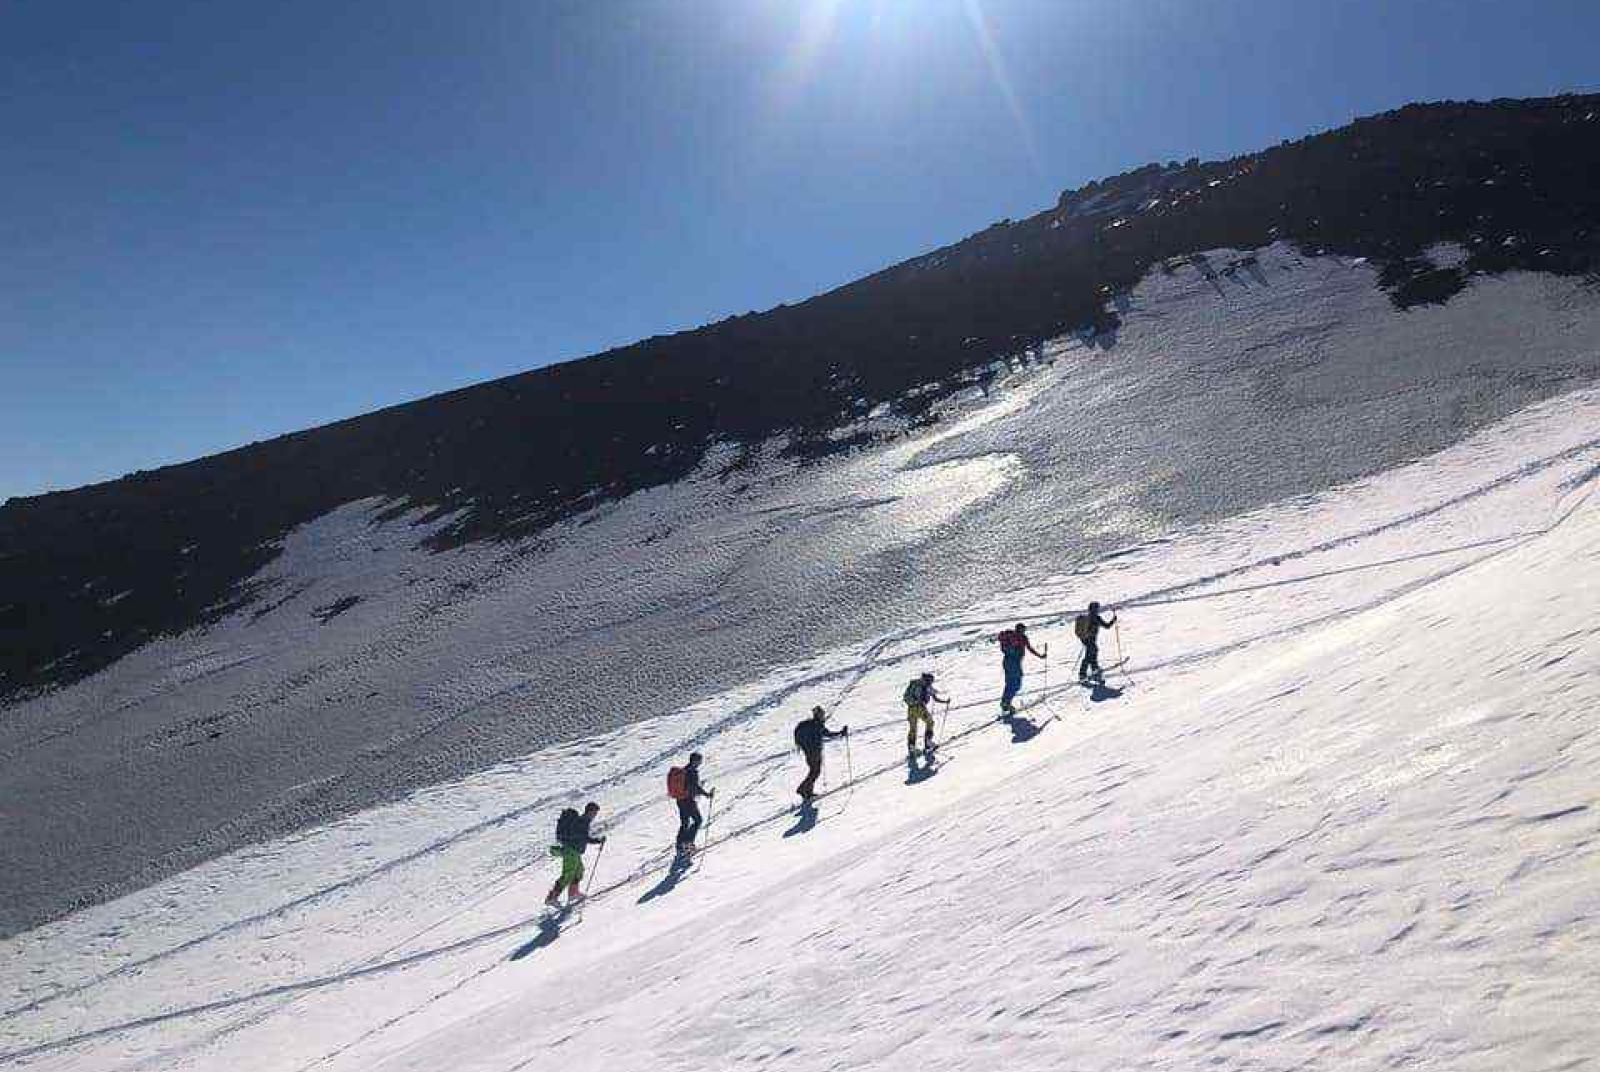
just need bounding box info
[2,375,1598,1068]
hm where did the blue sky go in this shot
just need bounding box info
[5,0,1597,502]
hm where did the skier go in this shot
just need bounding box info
[1074,601,1118,684]
[793,705,848,802]
[903,672,948,753]
[996,622,1046,716]
[667,752,715,856]
[545,801,606,908]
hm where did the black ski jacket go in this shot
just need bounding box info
[794,719,842,754]
[1078,611,1116,642]
[683,765,711,799]
[554,810,603,852]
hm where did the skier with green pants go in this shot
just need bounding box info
[546,801,606,907]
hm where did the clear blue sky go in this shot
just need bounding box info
[5,1,1597,502]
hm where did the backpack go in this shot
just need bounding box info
[667,766,689,800]
[999,629,1024,656]
[1074,614,1093,641]
[555,807,582,844]
[903,678,929,705]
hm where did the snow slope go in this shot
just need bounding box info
[9,243,1600,935]
[3,378,1597,1069]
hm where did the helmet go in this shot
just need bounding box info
[583,801,600,814]
[1088,601,1101,612]
[1015,622,1027,632]
[689,751,703,764]
[921,671,934,681]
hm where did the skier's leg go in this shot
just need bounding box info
[547,846,566,904]
[906,707,917,750]
[1001,660,1022,711]
[798,751,822,798]
[685,801,703,844]
[560,848,584,902]
[675,800,694,848]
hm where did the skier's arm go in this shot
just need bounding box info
[932,688,948,704]
[1027,639,1046,658]
[1098,612,1117,628]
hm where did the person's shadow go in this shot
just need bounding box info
[509,910,573,960]
[905,751,939,785]
[1009,715,1049,744]
[783,802,820,837]
[1086,681,1124,703]
[638,853,693,903]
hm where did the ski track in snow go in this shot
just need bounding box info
[5,246,1600,1069]
[11,244,1600,939]
[3,390,1600,1068]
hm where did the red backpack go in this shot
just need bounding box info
[998,629,1024,656]
[666,766,689,800]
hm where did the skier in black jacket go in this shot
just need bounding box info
[1074,601,1118,684]
[673,752,715,855]
[794,706,848,802]
[545,801,605,907]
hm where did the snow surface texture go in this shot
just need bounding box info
[2,378,1599,1068]
[7,245,1600,934]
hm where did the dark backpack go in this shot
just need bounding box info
[904,678,929,705]
[555,807,583,844]
[1074,614,1093,641]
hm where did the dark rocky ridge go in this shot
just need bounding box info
[4,94,1600,701]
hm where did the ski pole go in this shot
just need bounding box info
[1115,620,1133,685]
[582,839,606,898]
[844,729,854,786]
[938,697,951,742]
[1043,648,1051,709]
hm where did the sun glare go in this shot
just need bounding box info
[960,0,1043,172]
[767,0,1042,171]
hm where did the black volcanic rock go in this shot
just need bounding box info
[5,94,1600,700]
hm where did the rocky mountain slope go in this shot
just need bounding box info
[6,94,1600,702]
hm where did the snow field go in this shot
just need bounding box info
[3,385,1598,1070]
[13,241,1600,941]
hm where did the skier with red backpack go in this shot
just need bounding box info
[996,622,1047,716]
[667,752,715,856]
